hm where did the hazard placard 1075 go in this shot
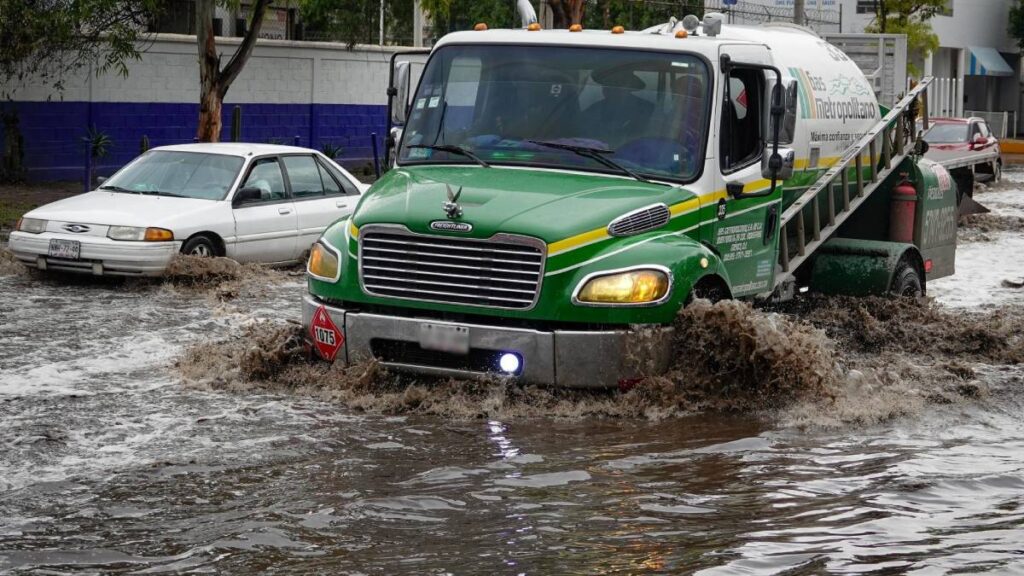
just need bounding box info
[310,305,344,361]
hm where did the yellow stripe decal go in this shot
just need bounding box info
[548,227,608,255]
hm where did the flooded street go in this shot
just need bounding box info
[3,178,1024,574]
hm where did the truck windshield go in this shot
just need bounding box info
[399,45,711,183]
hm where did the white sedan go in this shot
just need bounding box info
[9,143,366,276]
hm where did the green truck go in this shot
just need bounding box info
[302,14,957,387]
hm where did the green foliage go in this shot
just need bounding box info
[301,0,414,47]
[862,0,944,77]
[0,0,160,96]
[582,0,703,31]
[320,142,345,159]
[82,126,112,160]
[1010,0,1024,53]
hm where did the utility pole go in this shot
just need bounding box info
[794,0,806,26]
[413,0,425,47]
[379,0,385,45]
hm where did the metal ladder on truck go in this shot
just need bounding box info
[771,77,934,296]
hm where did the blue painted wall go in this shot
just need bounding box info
[2,101,387,181]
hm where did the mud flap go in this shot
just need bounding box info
[958,193,991,217]
[952,168,991,217]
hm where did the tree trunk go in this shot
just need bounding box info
[549,0,569,29]
[568,0,585,25]
[195,0,271,142]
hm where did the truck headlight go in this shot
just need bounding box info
[107,226,174,241]
[574,267,671,306]
[16,218,47,233]
[308,241,340,282]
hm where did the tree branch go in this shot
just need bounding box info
[218,0,271,97]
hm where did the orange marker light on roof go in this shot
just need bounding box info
[527,22,541,31]
[474,22,488,31]
[569,23,583,32]
[675,29,688,38]
[611,25,625,34]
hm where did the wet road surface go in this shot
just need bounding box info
[3,177,1024,574]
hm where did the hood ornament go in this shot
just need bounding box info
[443,184,463,219]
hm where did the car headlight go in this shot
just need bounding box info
[574,267,671,306]
[16,218,47,234]
[308,241,340,282]
[107,226,174,241]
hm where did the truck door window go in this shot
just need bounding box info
[720,68,765,173]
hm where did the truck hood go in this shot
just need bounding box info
[25,191,221,228]
[352,166,695,243]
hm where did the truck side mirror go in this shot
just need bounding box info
[914,138,930,156]
[761,146,795,181]
[390,61,412,127]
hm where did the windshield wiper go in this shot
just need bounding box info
[408,144,491,168]
[138,190,186,198]
[99,185,140,194]
[528,140,663,185]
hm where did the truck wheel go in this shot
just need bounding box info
[181,236,216,258]
[890,259,923,297]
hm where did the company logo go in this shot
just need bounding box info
[430,220,473,233]
[62,224,91,233]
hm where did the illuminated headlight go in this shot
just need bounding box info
[307,241,340,282]
[107,226,173,241]
[574,268,671,305]
[16,218,47,233]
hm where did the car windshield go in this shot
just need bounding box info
[399,45,711,183]
[923,123,969,144]
[101,151,245,200]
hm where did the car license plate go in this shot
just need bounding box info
[419,323,470,354]
[48,239,81,260]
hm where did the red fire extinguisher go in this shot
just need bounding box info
[889,174,917,243]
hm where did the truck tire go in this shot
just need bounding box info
[181,235,216,258]
[890,259,923,297]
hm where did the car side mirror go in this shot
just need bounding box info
[971,134,987,148]
[761,146,795,181]
[914,137,930,156]
[232,186,262,207]
[96,176,107,185]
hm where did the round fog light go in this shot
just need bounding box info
[499,353,522,374]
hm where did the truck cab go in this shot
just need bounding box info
[302,15,955,387]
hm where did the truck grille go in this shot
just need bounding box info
[359,227,545,310]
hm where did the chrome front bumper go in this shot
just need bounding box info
[302,294,674,389]
[8,232,178,276]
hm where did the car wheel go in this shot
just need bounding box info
[890,258,923,298]
[182,236,216,258]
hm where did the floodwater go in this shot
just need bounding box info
[3,176,1024,574]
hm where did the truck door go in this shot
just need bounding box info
[706,45,781,298]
